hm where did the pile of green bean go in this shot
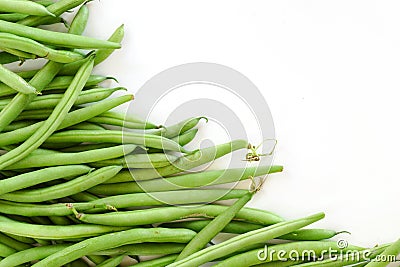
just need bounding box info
[0,1,398,266]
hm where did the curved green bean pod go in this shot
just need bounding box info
[161,117,207,138]
[32,228,197,267]
[133,255,178,267]
[73,204,283,227]
[0,165,91,195]
[168,213,325,267]
[176,192,253,261]
[0,242,16,257]
[69,4,89,36]
[90,153,178,168]
[0,64,38,94]
[44,130,188,152]
[0,87,126,111]
[0,166,122,202]
[215,241,364,267]
[0,19,120,49]
[0,32,84,63]
[0,215,128,240]
[96,255,125,267]
[163,220,342,241]
[4,145,136,169]
[0,95,133,146]
[99,164,282,191]
[0,0,55,16]
[0,55,94,170]
[172,128,198,146]
[18,0,86,27]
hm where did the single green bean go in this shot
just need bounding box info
[364,238,400,267]
[0,18,120,49]
[96,243,186,256]
[0,215,128,240]
[172,128,198,146]
[88,116,157,130]
[0,166,122,202]
[215,241,364,267]
[32,228,197,267]
[61,143,116,153]
[67,122,105,131]
[0,232,31,251]
[0,33,84,63]
[96,165,282,192]
[86,255,108,265]
[0,165,91,195]
[4,145,136,169]
[3,120,36,132]
[0,94,133,146]
[0,55,94,170]
[0,87,126,111]
[48,216,71,225]
[176,192,253,261]
[0,0,55,16]
[133,255,178,267]
[0,51,19,64]
[0,243,70,267]
[69,4,89,37]
[90,153,178,169]
[0,63,38,94]
[161,117,206,138]
[73,204,283,227]
[3,233,34,244]
[168,213,325,267]
[0,46,35,59]
[44,129,188,152]
[96,255,125,267]
[0,13,27,22]
[18,0,86,27]
[163,220,343,241]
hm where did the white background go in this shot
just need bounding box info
[85,1,400,249]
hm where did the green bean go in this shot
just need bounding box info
[0,166,122,202]
[0,94,133,146]
[168,213,324,267]
[60,24,125,76]
[88,116,157,130]
[3,120,36,132]
[61,143,116,153]
[0,13,27,22]
[172,128,198,146]
[364,238,400,267]
[96,255,125,267]
[44,129,188,152]
[67,122,105,131]
[96,165,282,192]
[0,51,19,64]
[215,241,364,267]
[70,191,99,202]
[0,243,69,267]
[18,0,86,27]
[0,232,31,251]
[86,255,108,265]
[48,215,71,225]
[0,18,119,49]
[69,4,89,37]
[0,0,55,16]
[0,32,84,63]
[72,203,283,227]
[0,60,63,133]
[0,55,94,170]
[0,87,126,111]
[32,228,196,267]
[69,259,90,267]
[255,260,305,267]
[0,165,91,195]
[90,153,178,168]
[134,255,178,267]
[161,117,206,138]
[96,243,186,256]
[0,63,38,94]
[3,233,35,244]
[0,74,112,98]
[0,46,36,59]
[5,145,136,169]
[163,220,343,241]
[0,242,16,257]
[0,215,128,240]
[115,139,249,181]
[176,192,253,261]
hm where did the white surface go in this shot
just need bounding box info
[87,1,400,248]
